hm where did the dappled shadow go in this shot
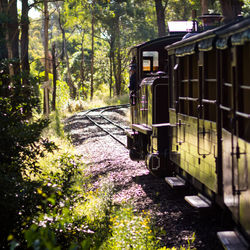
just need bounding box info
[131,173,231,250]
[65,109,228,249]
[64,118,91,132]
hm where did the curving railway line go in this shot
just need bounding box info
[84,104,130,147]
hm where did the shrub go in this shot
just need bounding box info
[0,67,57,247]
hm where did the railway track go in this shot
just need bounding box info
[84,104,130,147]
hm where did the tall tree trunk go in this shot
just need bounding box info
[43,0,50,115]
[113,17,122,96]
[154,0,166,37]
[8,0,20,76]
[0,0,9,97]
[116,18,121,96]
[90,0,95,100]
[21,0,30,85]
[80,35,87,100]
[52,43,57,111]
[220,0,242,23]
[109,51,113,98]
[200,0,209,14]
[112,53,117,96]
[0,0,8,60]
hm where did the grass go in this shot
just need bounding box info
[7,105,195,249]
[65,94,129,113]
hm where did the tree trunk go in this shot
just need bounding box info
[0,0,10,97]
[200,0,209,14]
[220,0,242,23]
[8,0,20,76]
[0,0,8,59]
[109,51,113,98]
[117,24,121,96]
[52,43,57,111]
[44,0,50,115]
[21,0,30,84]
[112,53,117,96]
[113,17,122,96]
[90,1,95,100]
[154,0,166,37]
[80,35,87,100]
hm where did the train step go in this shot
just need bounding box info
[184,193,212,209]
[217,231,249,250]
[165,176,186,189]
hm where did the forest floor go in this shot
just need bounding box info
[64,108,232,249]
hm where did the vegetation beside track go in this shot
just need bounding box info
[0,96,195,249]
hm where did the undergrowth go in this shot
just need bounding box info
[66,94,129,113]
[6,108,195,249]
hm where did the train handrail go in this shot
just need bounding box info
[235,111,250,119]
[175,119,186,145]
[175,97,199,145]
[230,117,249,195]
[197,104,212,157]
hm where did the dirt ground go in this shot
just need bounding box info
[65,109,231,249]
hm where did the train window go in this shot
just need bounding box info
[221,49,232,132]
[203,50,217,122]
[237,44,250,141]
[142,51,159,72]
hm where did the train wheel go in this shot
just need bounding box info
[146,153,169,177]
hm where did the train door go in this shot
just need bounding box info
[140,83,148,126]
[234,41,250,235]
[219,31,250,236]
[195,47,218,193]
[197,50,217,157]
[228,43,250,233]
[220,45,239,217]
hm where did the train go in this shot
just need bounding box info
[126,15,250,248]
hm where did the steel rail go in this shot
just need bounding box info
[84,104,129,147]
[100,104,129,132]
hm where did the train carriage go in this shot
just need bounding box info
[166,17,250,243]
[216,17,250,240]
[166,25,223,201]
[127,16,250,246]
[127,32,188,175]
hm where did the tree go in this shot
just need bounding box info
[43,0,50,115]
[154,0,167,37]
[90,0,95,100]
[7,0,20,76]
[56,1,77,99]
[165,0,194,21]
[219,0,243,23]
[21,0,30,85]
[52,43,57,110]
[200,0,208,14]
[0,0,10,97]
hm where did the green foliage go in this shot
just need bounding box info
[242,0,250,16]
[103,207,157,249]
[0,70,57,173]
[3,103,196,249]
[0,60,58,247]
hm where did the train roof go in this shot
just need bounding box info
[128,33,187,53]
[166,16,250,56]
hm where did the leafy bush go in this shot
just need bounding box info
[22,154,90,249]
[0,66,57,247]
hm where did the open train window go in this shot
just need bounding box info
[142,51,159,73]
